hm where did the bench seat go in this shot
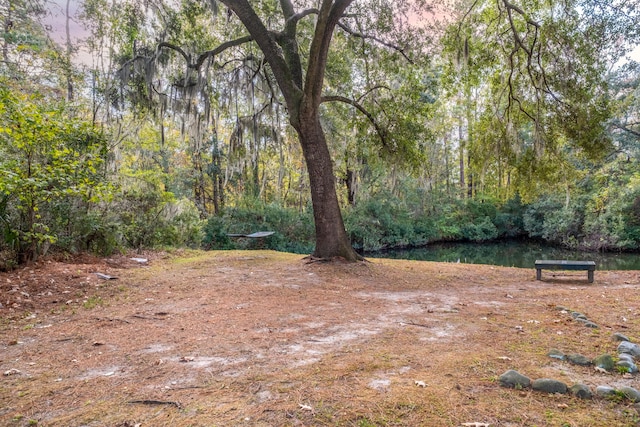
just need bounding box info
[535,260,596,283]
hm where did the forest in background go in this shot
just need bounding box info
[1,0,639,269]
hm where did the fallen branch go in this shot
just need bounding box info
[94,317,131,324]
[400,321,432,328]
[131,314,166,321]
[127,400,182,409]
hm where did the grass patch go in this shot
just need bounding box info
[82,296,103,309]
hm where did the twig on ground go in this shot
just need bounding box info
[127,400,182,409]
[400,321,432,328]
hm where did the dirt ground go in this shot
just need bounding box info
[2,250,640,427]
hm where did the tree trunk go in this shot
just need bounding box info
[65,0,74,102]
[297,115,361,261]
[458,116,466,197]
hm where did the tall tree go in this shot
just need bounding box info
[115,0,429,261]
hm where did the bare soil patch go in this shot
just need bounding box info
[2,250,640,426]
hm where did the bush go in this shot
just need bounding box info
[344,194,416,251]
[202,216,234,250]
[461,216,499,242]
[54,205,122,256]
[0,86,111,263]
[493,195,526,237]
[203,203,315,254]
[110,187,203,251]
[523,196,564,239]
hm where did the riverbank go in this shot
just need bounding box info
[2,250,640,426]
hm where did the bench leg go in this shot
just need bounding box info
[588,270,594,283]
[536,268,542,281]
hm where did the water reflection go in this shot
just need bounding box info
[366,240,640,270]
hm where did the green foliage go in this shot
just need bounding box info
[0,0,633,265]
[460,216,498,242]
[344,192,526,251]
[0,84,111,264]
[202,216,233,250]
[521,163,640,251]
[65,209,121,256]
[579,165,640,251]
[345,193,417,251]
[115,188,203,250]
[203,202,315,254]
[523,196,564,240]
[523,194,587,248]
[493,195,526,238]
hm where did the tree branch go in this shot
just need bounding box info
[355,85,391,103]
[285,8,319,27]
[220,0,302,109]
[612,121,640,138]
[321,94,388,147]
[194,35,254,69]
[278,0,306,87]
[304,0,354,107]
[157,36,254,71]
[337,22,414,64]
[157,42,191,64]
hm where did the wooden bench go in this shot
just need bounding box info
[535,260,596,283]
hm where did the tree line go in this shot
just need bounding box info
[0,0,639,268]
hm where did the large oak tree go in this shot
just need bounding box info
[222,1,361,260]
[128,0,427,261]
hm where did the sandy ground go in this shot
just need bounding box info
[1,250,640,426]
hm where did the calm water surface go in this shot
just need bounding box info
[366,241,640,270]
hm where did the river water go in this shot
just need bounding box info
[366,240,640,270]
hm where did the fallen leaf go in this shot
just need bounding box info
[557,403,569,409]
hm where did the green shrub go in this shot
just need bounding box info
[523,196,564,239]
[202,216,234,250]
[493,195,526,237]
[461,216,499,242]
[344,194,416,251]
[203,203,315,254]
[0,85,111,263]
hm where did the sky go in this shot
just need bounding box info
[44,0,85,44]
[43,0,92,64]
